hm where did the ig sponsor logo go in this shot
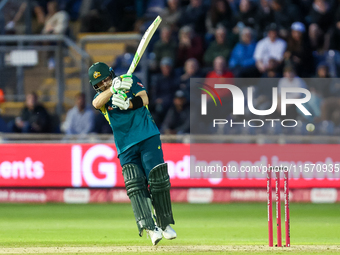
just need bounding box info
[71,144,117,187]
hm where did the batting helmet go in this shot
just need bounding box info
[88,62,115,92]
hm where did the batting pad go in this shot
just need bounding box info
[122,164,155,236]
[148,163,175,230]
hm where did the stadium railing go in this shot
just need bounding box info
[0,133,338,144]
[0,35,91,114]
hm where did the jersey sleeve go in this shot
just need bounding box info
[131,75,146,95]
[93,92,106,114]
[93,92,100,100]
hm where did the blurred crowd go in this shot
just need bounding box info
[2,0,340,135]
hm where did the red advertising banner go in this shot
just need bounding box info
[0,143,339,188]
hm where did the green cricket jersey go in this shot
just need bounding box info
[94,75,160,155]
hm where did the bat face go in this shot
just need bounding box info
[127,16,162,74]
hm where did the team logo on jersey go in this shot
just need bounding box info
[108,106,116,111]
[137,82,144,88]
[93,71,101,79]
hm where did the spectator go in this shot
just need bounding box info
[3,0,45,34]
[277,66,308,119]
[3,1,27,34]
[41,1,69,35]
[254,23,287,74]
[152,26,177,68]
[205,56,234,105]
[229,27,258,77]
[255,0,275,38]
[160,0,182,31]
[315,62,331,79]
[308,63,330,98]
[42,0,70,70]
[62,92,94,135]
[205,0,233,35]
[234,0,257,31]
[256,63,322,122]
[308,0,333,50]
[8,92,50,133]
[203,25,231,67]
[308,63,331,120]
[284,22,314,77]
[271,0,302,39]
[177,26,204,66]
[278,65,308,98]
[32,1,47,33]
[261,59,281,78]
[206,56,234,79]
[179,58,202,97]
[149,57,179,127]
[178,0,207,36]
[161,90,190,134]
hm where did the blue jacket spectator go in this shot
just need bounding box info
[229,41,256,69]
[229,27,258,77]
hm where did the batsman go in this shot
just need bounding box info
[88,62,176,245]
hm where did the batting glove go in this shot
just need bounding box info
[112,91,130,110]
[110,74,133,93]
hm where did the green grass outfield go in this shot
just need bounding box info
[0,203,339,254]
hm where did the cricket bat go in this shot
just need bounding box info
[127,15,162,74]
